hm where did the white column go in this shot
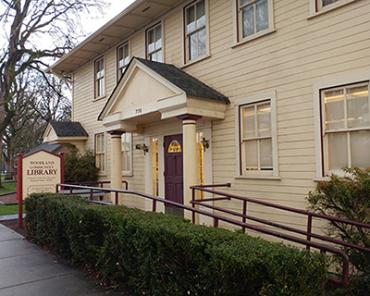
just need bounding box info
[182,116,199,220]
[110,131,123,204]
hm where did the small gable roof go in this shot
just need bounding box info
[50,121,88,137]
[136,58,229,103]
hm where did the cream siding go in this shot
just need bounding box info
[71,0,370,230]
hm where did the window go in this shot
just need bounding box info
[312,0,358,14]
[237,0,273,42]
[184,0,207,62]
[117,43,130,79]
[146,23,163,62]
[121,133,133,176]
[94,58,105,98]
[239,99,276,175]
[95,133,105,172]
[321,82,370,175]
[317,0,341,11]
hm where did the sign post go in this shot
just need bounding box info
[16,150,64,228]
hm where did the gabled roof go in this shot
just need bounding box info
[136,58,229,103]
[50,122,88,137]
[99,57,229,121]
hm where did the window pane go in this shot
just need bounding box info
[328,132,348,170]
[186,5,195,33]
[155,26,162,49]
[189,33,198,60]
[198,28,207,57]
[240,0,252,6]
[245,140,258,170]
[256,0,269,32]
[257,103,271,137]
[350,131,370,168]
[260,138,273,170]
[324,89,345,130]
[242,106,256,138]
[196,0,206,28]
[347,85,369,128]
[242,4,255,37]
[322,0,340,7]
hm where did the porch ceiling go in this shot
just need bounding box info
[49,0,184,74]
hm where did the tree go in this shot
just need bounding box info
[0,0,104,133]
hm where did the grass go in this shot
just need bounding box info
[0,181,16,195]
[0,204,20,216]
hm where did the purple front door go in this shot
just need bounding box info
[164,134,184,215]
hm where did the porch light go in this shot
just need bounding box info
[135,143,149,154]
[201,137,210,151]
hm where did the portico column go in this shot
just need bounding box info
[180,115,200,220]
[109,131,123,204]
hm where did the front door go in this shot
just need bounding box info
[164,134,183,216]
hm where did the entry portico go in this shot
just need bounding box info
[98,57,229,209]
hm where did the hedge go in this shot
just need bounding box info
[25,194,327,296]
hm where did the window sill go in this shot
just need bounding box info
[93,95,106,102]
[235,175,281,181]
[181,54,211,69]
[232,28,276,49]
[308,0,358,19]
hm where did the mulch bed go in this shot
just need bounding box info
[0,219,26,236]
[0,193,17,205]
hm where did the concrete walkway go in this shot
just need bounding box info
[0,224,123,296]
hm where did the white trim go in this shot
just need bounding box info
[313,67,370,178]
[145,21,164,63]
[121,132,133,177]
[234,91,279,178]
[94,132,107,176]
[309,0,359,18]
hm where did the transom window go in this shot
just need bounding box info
[237,0,271,40]
[94,58,105,98]
[321,82,370,175]
[184,0,207,62]
[122,133,133,176]
[146,23,163,62]
[117,43,130,79]
[95,133,105,172]
[240,100,274,173]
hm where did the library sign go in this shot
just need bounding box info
[16,150,64,227]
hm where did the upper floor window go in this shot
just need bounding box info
[237,0,273,42]
[312,0,357,14]
[184,0,208,63]
[238,96,278,177]
[321,82,370,175]
[95,133,105,172]
[117,42,130,79]
[122,133,133,176]
[146,23,163,62]
[94,57,105,98]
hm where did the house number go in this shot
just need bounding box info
[135,108,142,114]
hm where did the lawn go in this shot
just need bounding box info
[0,181,16,195]
[0,204,20,216]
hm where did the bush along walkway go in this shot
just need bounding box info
[0,223,125,296]
[26,194,328,296]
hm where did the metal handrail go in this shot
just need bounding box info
[56,183,351,286]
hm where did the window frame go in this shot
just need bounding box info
[145,22,164,63]
[235,92,279,179]
[319,81,370,176]
[121,132,133,176]
[234,0,275,45]
[94,57,105,99]
[94,132,106,174]
[116,41,130,82]
[309,0,359,17]
[183,0,210,65]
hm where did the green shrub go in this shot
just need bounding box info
[25,194,327,296]
[64,150,99,183]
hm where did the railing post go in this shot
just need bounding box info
[306,214,313,251]
[90,189,93,201]
[115,192,119,205]
[70,187,73,195]
[242,200,247,233]
[56,184,59,193]
[213,218,219,228]
[191,187,196,224]
[152,200,157,212]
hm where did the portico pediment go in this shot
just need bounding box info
[99,57,229,132]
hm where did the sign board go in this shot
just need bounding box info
[16,150,64,227]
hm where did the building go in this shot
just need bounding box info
[49,0,370,228]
